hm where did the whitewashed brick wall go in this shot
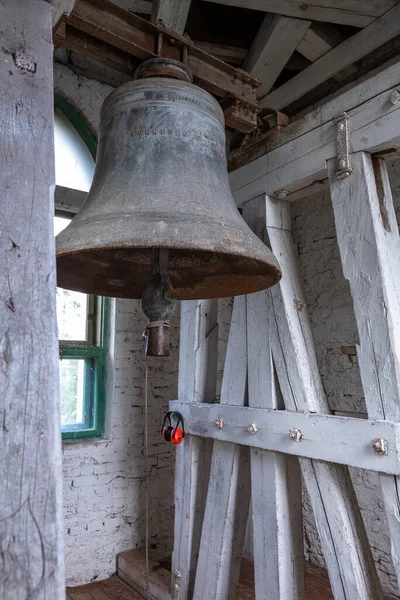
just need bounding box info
[54,65,179,586]
[290,161,400,598]
[55,61,400,596]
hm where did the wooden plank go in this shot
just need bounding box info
[171,300,218,598]
[261,3,400,108]
[55,185,87,213]
[243,196,305,600]
[230,67,400,204]
[201,0,394,27]
[0,1,65,599]
[244,14,311,99]
[297,23,358,82]
[193,296,251,600]
[193,41,247,65]
[328,151,400,590]
[169,401,400,475]
[111,0,152,15]
[118,552,170,600]
[52,0,75,26]
[151,0,192,34]
[261,196,383,599]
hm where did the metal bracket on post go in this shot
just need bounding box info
[335,112,354,179]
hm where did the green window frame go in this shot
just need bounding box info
[55,92,107,440]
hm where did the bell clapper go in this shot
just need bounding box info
[141,248,177,357]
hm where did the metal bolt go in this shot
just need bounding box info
[337,122,345,131]
[372,438,388,455]
[14,52,36,73]
[275,189,289,199]
[215,418,224,429]
[390,90,400,105]
[247,423,258,435]
[289,428,302,442]
[338,158,346,169]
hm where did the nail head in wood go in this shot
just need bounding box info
[389,89,400,105]
[372,438,388,455]
[275,189,289,199]
[215,417,224,429]
[289,428,303,442]
[247,423,259,435]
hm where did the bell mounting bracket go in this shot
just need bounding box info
[53,0,261,133]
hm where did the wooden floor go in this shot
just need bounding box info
[67,575,144,600]
[67,561,393,599]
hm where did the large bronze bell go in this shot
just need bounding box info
[56,58,281,355]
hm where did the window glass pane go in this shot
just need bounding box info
[55,216,88,341]
[60,358,95,430]
[54,107,95,192]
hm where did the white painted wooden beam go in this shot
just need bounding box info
[51,0,75,26]
[244,14,311,99]
[262,196,383,599]
[229,62,400,205]
[172,299,218,599]
[194,41,247,65]
[297,23,358,82]
[169,401,400,476]
[329,151,400,590]
[110,0,152,15]
[55,185,87,213]
[0,1,65,597]
[243,197,305,600]
[200,0,396,27]
[261,3,400,109]
[193,296,250,600]
[151,0,192,34]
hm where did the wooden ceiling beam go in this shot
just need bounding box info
[151,0,192,34]
[261,2,400,110]
[200,0,397,28]
[110,0,152,14]
[194,41,247,65]
[244,14,310,99]
[297,23,358,83]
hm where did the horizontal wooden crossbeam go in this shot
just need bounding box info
[56,0,261,132]
[170,400,400,475]
[229,61,400,203]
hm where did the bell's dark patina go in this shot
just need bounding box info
[56,58,281,354]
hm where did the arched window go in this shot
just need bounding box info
[54,94,107,439]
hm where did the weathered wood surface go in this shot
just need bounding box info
[297,23,358,83]
[262,3,400,109]
[260,195,383,599]
[169,401,400,476]
[193,296,250,600]
[151,0,192,34]
[244,14,310,99]
[67,575,144,600]
[0,1,65,599]
[230,61,400,204]
[171,300,218,599]
[244,196,305,600]
[201,0,396,27]
[118,550,171,600]
[328,152,400,589]
[52,0,75,26]
[55,185,87,213]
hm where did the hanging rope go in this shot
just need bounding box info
[144,352,150,600]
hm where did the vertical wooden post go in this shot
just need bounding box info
[0,1,65,598]
[261,194,383,600]
[242,197,305,600]
[328,151,400,590]
[193,296,251,600]
[172,300,218,598]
